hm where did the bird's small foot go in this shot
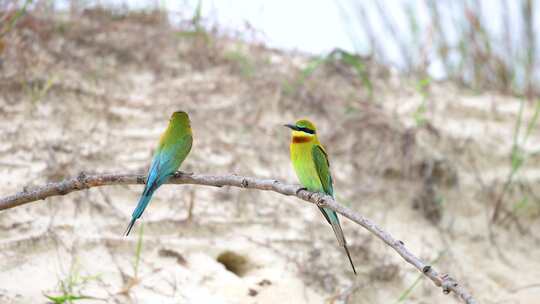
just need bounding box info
[316,196,326,207]
[175,171,194,177]
[77,171,87,181]
[241,179,249,188]
[296,187,308,196]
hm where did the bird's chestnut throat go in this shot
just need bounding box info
[292,136,313,143]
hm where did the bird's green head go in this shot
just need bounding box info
[284,119,317,141]
[170,111,191,130]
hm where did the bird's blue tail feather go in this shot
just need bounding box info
[132,192,154,220]
[124,191,155,236]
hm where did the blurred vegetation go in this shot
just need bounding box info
[295,49,374,101]
[340,0,538,99]
[3,0,537,99]
[493,98,540,222]
[336,0,540,224]
[0,0,30,36]
[43,260,101,304]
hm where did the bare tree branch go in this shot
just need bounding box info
[0,171,477,304]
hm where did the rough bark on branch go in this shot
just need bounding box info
[0,172,477,304]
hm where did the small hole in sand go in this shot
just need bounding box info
[216,251,250,276]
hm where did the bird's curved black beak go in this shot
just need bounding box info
[284,124,300,131]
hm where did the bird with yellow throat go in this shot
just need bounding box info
[285,119,356,274]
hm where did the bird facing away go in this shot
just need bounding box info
[124,111,193,236]
[285,119,357,275]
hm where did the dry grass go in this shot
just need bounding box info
[342,0,539,98]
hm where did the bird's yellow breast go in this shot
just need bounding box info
[290,135,324,191]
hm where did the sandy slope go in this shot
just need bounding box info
[1,11,540,303]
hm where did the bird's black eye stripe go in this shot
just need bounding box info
[297,127,315,134]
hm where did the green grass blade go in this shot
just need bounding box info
[395,251,444,303]
[0,0,32,37]
[134,223,144,278]
[524,99,540,142]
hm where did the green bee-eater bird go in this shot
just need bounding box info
[124,111,193,236]
[285,119,357,274]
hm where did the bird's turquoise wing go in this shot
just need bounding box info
[126,134,192,236]
[143,153,161,195]
[312,144,334,196]
[145,134,192,194]
[161,134,192,173]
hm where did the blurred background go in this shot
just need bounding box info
[1,0,540,303]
